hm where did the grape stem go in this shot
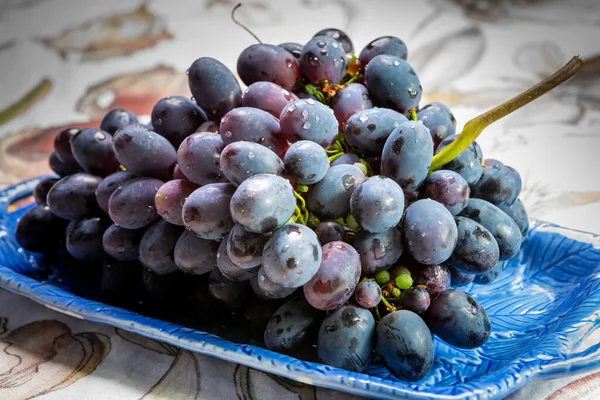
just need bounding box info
[380,296,396,312]
[429,56,585,172]
[0,78,51,126]
[231,3,262,44]
[327,152,345,163]
[409,108,417,122]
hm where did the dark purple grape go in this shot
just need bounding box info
[95,171,136,213]
[151,96,208,147]
[237,44,301,90]
[182,183,235,240]
[155,179,199,226]
[278,42,303,58]
[34,178,59,205]
[242,81,298,118]
[344,107,408,155]
[208,269,249,309]
[264,296,320,351]
[173,164,188,180]
[300,36,347,85]
[283,140,329,185]
[66,217,111,261]
[400,286,430,314]
[100,109,139,135]
[498,198,529,239]
[313,28,353,53]
[70,128,120,177]
[138,220,184,275]
[449,266,475,287]
[318,305,374,372]
[196,121,219,133]
[353,227,403,275]
[15,204,68,252]
[421,170,470,216]
[471,163,522,207]
[102,223,144,262]
[102,258,143,295]
[407,262,451,299]
[330,83,373,127]
[108,177,163,229]
[304,241,361,310]
[358,36,408,67]
[354,280,382,308]
[376,310,433,381]
[424,289,491,349]
[174,230,219,275]
[436,135,483,186]
[177,132,228,186]
[331,152,361,167]
[449,217,500,274]
[350,176,404,233]
[53,128,80,163]
[220,141,285,186]
[365,55,421,113]
[188,57,242,121]
[49,152,82,177]
[473,261,505,285]
[314,221,344,245]
[226,224,266,269]
[251,267,297,300]
[279,99,339,149]
[417,104,456,150]
[113,124,177,181]
[47,173,103,220]
[306,164,366,219]
[220,107,287,156]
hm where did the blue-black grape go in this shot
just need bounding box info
[264,296,320,351]
[174,230,219,275]
[108,177,163,229]
[226,224,266,269]
[350,176,404,233]
[471,163,522,207]
[49,151,82,177]
[53,128,80,164]
[15,204,68,252]
[208,269,249,309]
[400,286,431,314]
[278,42,303,59]
[300,36,347,85]
[436,135,483,186]
[459,198,522,260]
[449,266,475,287]
[237,44,301,90]
[417,104,456,150]
[113,124,177,181]
[95,171,136,213]
[151,96,208,147]
[34,178,59,205]
[306,164,366,219]
[188,57,242,121]
[230,174,296,234]
[251,267,297,300]
[279,99,339,149]
[182,183,235,240]
[154,179,199,226]
[263,224,322,288]
[330,83,373,127]
[220,141,285,186]
[473,261,505,285]
[365,55,422,113]
[216,239,257,281]
[138,220,184,275]
[177,132,228,186]
[314,221,344,245]
[102,223,145,262]
[313,28,354,53]
[66,217,111,261]
[330,152,361,167]
[424,289,491,349]
[420,170,470,216]
[381,121,433,193]
[498,198,529,239]
[406,262,451,298]
[376,310,433,381]
[283,140,329,185]
[403,199,458,265]
[344,107,408,155]
[354,280,382,308]
[353,227,403,275]
[242,81,298,118]
[449,217,500,274]
[317,305,374,372]
[70,128,120,177]
[100,109,139,135]
[47,173,103,220]
[358,36,408,67]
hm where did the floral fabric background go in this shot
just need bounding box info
[0,0,599,399]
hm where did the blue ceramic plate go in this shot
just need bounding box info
[1,177,600,400]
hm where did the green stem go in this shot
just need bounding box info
[344,74,358,86]
[375,305,381,320]
[293,190,306,210]
[297,184,309,193]
[410,108,417,121]
[328,152,345,163]
[294,205,305,225]
[429,56,585,172]
[0,78,51,126]
[380,296,396,312]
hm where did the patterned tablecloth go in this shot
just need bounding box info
[0,0,599,398]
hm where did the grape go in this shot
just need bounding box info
[423,102,455,121]
[34,178,58,205]
[66,217,111,261]
[278,42,303,58]
[102,258,143,295]
[300,36,347,85]
[102,224,144,262]
[53,128,80,164]
[47,173,103,220]
[417,105,456,150]
[108,177,163,229]
[173,164,188,180]
[313,28,354,53]
[449,216,500,274]
[471,163,522,207]
[174,230,219,275]
[100,109,139,135]
[330,83,373,127]
[436,135,483,186]
[317,305,374,372]
[420,170,470,216]
[354,280,382,308]
[138,220,184,275]
[182,183,235,240]
[226,224,266,269]
[279,99,339,149]
[304,241,361,310]
[283,140,329,185]
[400,287,430,314]
[177,132,227,186]
[306,164,366,219]
[376,310,433,381]
[459,198,522,260]
[350,176,404,233]
[264,296,320,352]
[365,55,422,113]
[424,289,491,349]
[230,174,296,234]
[113,124,177,181]
[49,152,82,177]
[330,152,361,167]
[449,266,475,287]
[208,269,249,309]
[473,261,505,285]
[219,107,287,156]
[196,121,219,133]
[263,224,322,288]
[151,96,208,147]
[251,267,296,300]
[408,262,451,299]
[403,199,458,265]
[217,238,258,281]
[353,227,403,274]
[498,198,529,239]
[381,121,433,193]
[314,221,344,245]
[70,128,120,177]
[220,141,285,186]
[242,81,298,118]
[237,44,301,90]
[188,57,242,121]
[95,171,136,213]
[484,158,503,168]
[344,107,407,155]
[155,179,199,225]
[358,36,408,67]
[15,204,68,252]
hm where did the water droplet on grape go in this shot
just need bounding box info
[309,56,322,67]
[248,152,255,159]
[94,131,106,141]
[147,206,153,212]
[437,220,442,225]
[421,233,426,237]
[301,110,308,118]
[393,60,400,66]
[407,87,418,98]
[331,41,339,48]
[191,96,195,102]
[286,60,293,68]
[282,89,290,96]
[320,49,328,56]
[306,99,315,105]
[316,41,326,48]
[302,122,311,130]
[117,246,124,253]
[225,131,233,138]
[315,116,319,122]
[288,104,296,112]
[359,115,369,123]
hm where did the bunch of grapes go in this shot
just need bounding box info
[15,9,582,382]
